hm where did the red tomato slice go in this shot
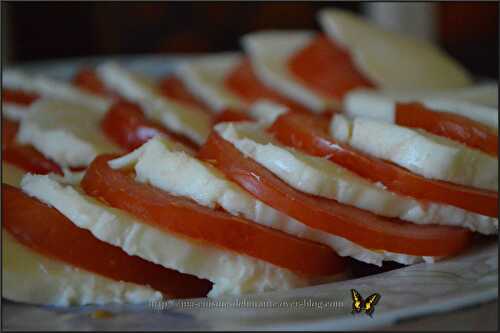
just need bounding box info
[288,35,374,100]
[213,108,253,124]
[269,112,498,217]
[72,68,115,97]
[3,184,212,298]
[160,73,254,125]
[81,154,345,277]
[224,58,311,114]
[101,101,198,151]
[2,119,63,175]
[159,76,212,113]
[2,89,39,106]
[396,102,498,156]
[197,131,473,257]
[2,119,18,148]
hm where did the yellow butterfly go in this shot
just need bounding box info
[351,289,381,317]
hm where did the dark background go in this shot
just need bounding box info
[2,2,498,79]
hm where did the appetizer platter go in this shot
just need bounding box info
[2,9,498,330]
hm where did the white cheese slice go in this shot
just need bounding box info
[318,9,472,90]
[242,31,331,113]
[249,100,289,125]
[176,53,246,112]
[2,102,31,121]
[2,230,163,306]
[96,62,211,145]
[330,115,498,192]
[426,82,498,108]
[16,99,121,168]
[2,162,26,187]
[344,89,498,130]
[21,174,311,297]
[2,70,111,112]
[109,135,443,266]
[215,122,497,234]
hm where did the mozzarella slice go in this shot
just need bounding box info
[2,162,26,187]
[426,82,498,108]
[109,135,444,266]
[344,89,499,130]
[2,70,111,112]
[331,115,498,192]
[176,53,246,112]
[318,9,471,90]
[242,31,330,113]
[96,62,211,145]
[2,102,31,121]
[215,122,497,234]
[3,230,163,306]
[16,99,121,168]
[21,174,311,297]
[249,100,289,125]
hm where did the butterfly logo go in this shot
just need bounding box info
[350,289,381,317]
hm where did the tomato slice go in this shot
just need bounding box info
[224,58,311,114]
[198,132,473,257]
[396,102,498,156]
[2,89,39,106]
[81,154,345,277]
[2,119,63,175]
[159,76,212,113]
[101,101,198,151]
[160,74,255,124]
[2,119,18,148]
[268,112,498,217]
[213,108,253,124]
[288,35,374,100]
[3,184,212,298]
[72,68,116,97]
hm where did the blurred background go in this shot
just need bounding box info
[1,2,498,79]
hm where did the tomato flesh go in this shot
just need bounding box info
[288,35,374,100]
[72,68,117,98]
[269,112,498,217]
[3,184,212,298]
[213,108,253,124]
[2,89,39,106]
[2,119,63,175]
[101,101,198,151]
[81,154,345,277]
[396,102,498,156]
[159,76,212,113]
[224,58,311,114]
[198,132,473,257]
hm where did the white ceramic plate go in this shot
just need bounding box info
[2,56,498,330]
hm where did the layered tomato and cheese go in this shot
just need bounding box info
[2,7,498,308]
[2,72,121,173]
[237,9,471,114]
[72,63,212,150]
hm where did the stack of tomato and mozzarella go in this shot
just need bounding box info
[2,9,497,307]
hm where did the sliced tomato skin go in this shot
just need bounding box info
[224,58,311,114]
[288,35,374,100]
[396,102,498,156]
[159,76,212,113]
[81,154,345,277]
[101,101,198,151]
[213,108,253,124]
[198,132,473,257]
[269,112,498,217]
[72,68,114,97]
[3,184,213,298]
[2,119,18,148]
[2,120,63,175]
[2,89,39,106]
